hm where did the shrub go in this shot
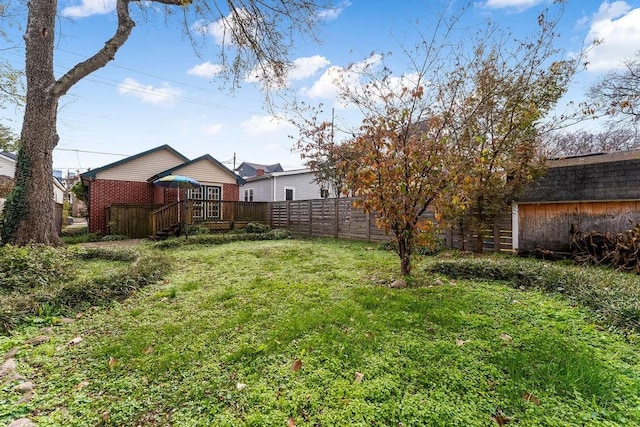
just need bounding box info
[245,222,270,234]
[153,228,291,249]
[0,244,75,291]
[426,256,640,332]
[72,247,138,262]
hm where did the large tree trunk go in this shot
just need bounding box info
[2,0,137,245]
[2,0,60,245]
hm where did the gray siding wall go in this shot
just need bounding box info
[520,157,640,203]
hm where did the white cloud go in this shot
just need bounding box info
[318,1,351,20]
[241,115,295,136]
[288,56,331,81]
[187,62,225,78]
[117,77,182,107]
[192,9,261,46]
[245,55,330,87]
[61,0,116,17]
[584,1,640,72]
[302,54,383,100]
[200,123,223,136]
[481,0,543,10]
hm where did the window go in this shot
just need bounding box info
[188,185,221,220]
[244,188,254,202]
[285,187,294,201]
[320,187,329,199]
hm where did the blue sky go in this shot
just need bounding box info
[1,0,640,174]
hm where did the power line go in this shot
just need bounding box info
[54,148,130,157]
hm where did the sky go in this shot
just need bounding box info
[1,0,640,176]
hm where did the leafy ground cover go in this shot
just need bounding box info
[1,239,640,426]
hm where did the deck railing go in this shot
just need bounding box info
[148,200,268,238]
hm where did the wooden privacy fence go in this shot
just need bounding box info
[106,204,161,238]
[268,198,514,252]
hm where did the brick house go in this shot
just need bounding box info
[80,145,244,235]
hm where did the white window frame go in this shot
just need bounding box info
[243,188,254,202]
[284,186,295,201]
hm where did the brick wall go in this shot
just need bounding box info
[88,179,155,234]
[224,183,240,201]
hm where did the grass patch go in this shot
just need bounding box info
[0,243,170,333]
[2,240,639,426]
[426,255,640,333]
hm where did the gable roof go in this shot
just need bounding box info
[236,161,284,177]
[0,152,17,161]
[245,168,312,182]
[152,154,246,185]
[80,145,189,179]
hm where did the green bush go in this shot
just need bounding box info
[245,222,270,233]
[72,247,138,262]
[426,256,640,332]
[0,249,170,334]
[153,228,291,249]
[101,234,128,241]
[0,244,75,291]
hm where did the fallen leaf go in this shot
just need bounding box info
[487,379,497,388]
[291,359,302,372]
[108,357,117,368]
[354,372,364,383]
[236,382,247,391]
[143,345,154,355]
[491,409,511,426]
[522,392,541,405]
[75,312,84,319]
[75,380,90,390]
[499,333,512,343]
[67,337,83,346]
[456,339,470,347]
[287,417,296,427]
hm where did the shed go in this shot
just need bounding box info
[514,149,640,253]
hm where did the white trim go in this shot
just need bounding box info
[284,186,295,201]
[243,187,254,202]
[511,203,519,251]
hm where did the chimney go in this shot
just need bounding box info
[256,168,265,176]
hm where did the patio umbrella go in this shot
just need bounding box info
[152,175,201,236]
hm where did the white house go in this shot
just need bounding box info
[241,168,334,202]
[0,151,66,205]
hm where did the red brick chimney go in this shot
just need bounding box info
[256,168,265,176]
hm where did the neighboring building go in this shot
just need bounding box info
[514,149,640,253]
[242,168,332,202]
[0,151,16,178]
[1,151,66,233]
[80,145,245,235]
[235,162,283,179]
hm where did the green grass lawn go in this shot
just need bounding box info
[2,239,640,426]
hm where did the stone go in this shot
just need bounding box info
[3,347,20,360]
[24,335,49,346]
[13,381,35,394]
[8,418,36,427]
[389,279,407,289]
[0,358,17,379]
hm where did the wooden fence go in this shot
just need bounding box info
[106,204,161,238]
[268,198,514,252]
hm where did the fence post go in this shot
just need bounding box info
[334,198,339,238]
[308,200,313,237]
[493,222,501,253]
